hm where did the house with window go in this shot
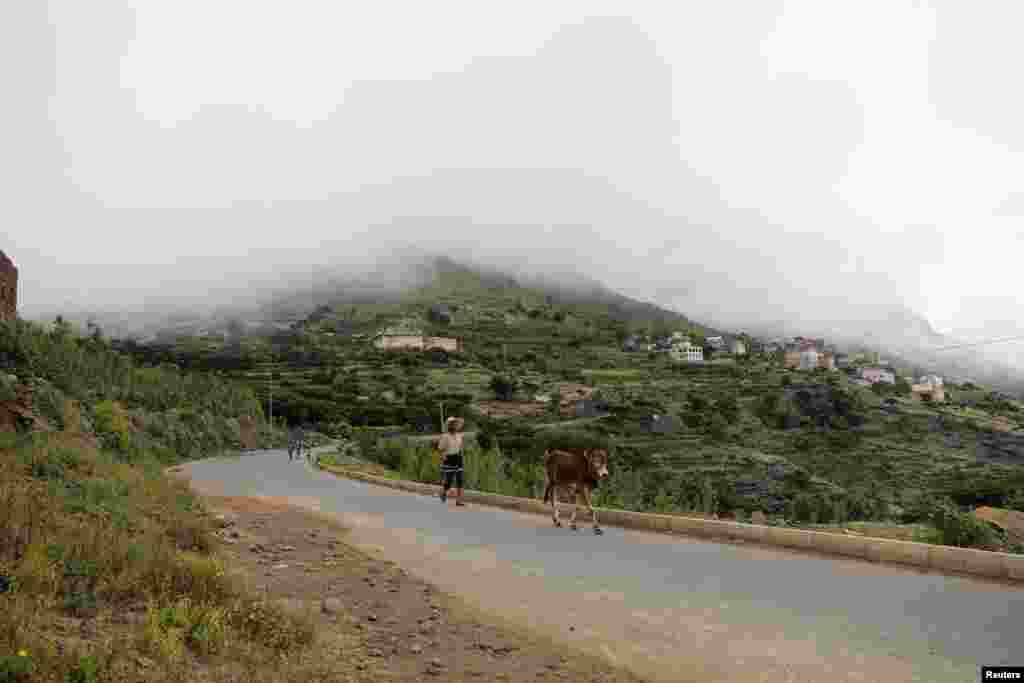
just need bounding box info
[0,250,17,322]
[669,340,704,363]
[727,336,748,355]
[783,344,802,369]
[706,336,725,351]
[799,349,820,370]
[373,329,463,353]
[911,375,945,402]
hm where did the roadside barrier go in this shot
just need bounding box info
[320,465,1024,584]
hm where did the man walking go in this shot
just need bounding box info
[434,417,466,506]
[288,424,305,461]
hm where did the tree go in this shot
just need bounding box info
[705,412,729,441]
[701,478,717,516]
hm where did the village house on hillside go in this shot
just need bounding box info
[0,250,18,322]
[557,383,609,418]
[721,335,747,355]
[669,339,704,363]
[799,348,819,370]
[373,327,463,353]
[782,337,836,370]
[783,344,802,369]
[911,375,945,402]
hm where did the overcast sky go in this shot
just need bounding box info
[2,1,1022,360]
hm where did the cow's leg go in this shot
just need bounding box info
[582,488,603,535]
[570,485,580,531]
[551,486,562,527]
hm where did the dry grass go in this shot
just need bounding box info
[0,431,362,683]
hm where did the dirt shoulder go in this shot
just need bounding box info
[203,494,648,683]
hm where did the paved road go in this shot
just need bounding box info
[180,449,1023,683]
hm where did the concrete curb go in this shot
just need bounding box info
[321,465,1024,585]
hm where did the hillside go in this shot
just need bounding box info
[99,256,1024,556]
[0,317,346,681]
[698,304,1024,394]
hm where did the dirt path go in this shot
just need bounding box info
[203,494,648,682]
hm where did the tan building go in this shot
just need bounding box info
[374,334,425,351]
[991,416,1012,433]
[0,250,17,322]
[783,350,802,369]
[911,376,945,403]
[818,351,836,370]
[373,334,463,353]
[423,336,462,353]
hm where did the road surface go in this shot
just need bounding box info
[179,449,1023,683]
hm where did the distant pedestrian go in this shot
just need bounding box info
[433,417,466,506]
[288,425,305,461]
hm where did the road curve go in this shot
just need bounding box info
[179,449,1023,683]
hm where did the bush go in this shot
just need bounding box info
[704,413,730,442]
[321,419,353,440]
[925,504,1002,549]
[687,394,708,412]
[93,400,131,451]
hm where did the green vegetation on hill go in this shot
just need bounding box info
[108,259,1024,553]
[0,318,355,681]
[2,317,275,459]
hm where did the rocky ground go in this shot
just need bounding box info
[205,494,647,682]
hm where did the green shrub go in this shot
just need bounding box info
[93,401,131,451]
[929,505,1001,549]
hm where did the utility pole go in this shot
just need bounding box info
[439,401,445,432]
[268,370,280,429]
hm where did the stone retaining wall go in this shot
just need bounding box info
[322,466,1024,585]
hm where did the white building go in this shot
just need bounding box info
[669,341,704,363]
[799,350,820,370]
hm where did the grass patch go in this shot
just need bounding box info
[0,432,330,682]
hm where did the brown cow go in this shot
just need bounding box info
[542,448,610,535]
